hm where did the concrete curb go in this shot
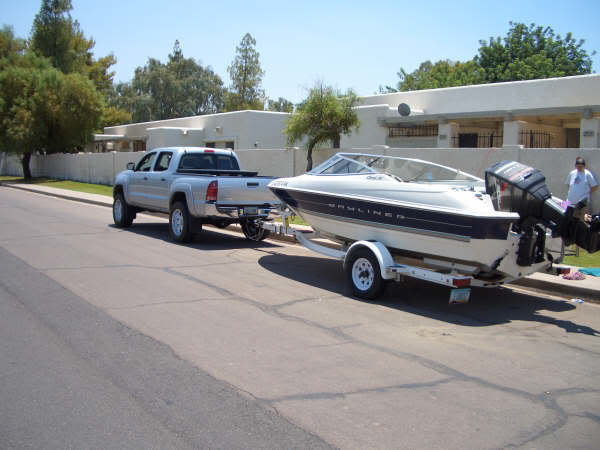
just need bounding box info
[1,181,114,208]
[512,277,600,302]
[3,181,599,302]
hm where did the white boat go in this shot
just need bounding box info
[267,153,599,298]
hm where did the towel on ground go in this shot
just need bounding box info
[577,268,600,277]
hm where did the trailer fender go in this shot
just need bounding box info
[344,241,395,280]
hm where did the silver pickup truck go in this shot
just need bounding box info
[112,147,280,242]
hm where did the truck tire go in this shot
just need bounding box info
[169,201,194,243]
[113,191,135,228]
[345,247,384,300]
[241,219,270,241]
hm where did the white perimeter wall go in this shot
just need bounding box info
[3,147,600,203]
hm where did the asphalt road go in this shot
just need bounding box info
[1,186,599,449]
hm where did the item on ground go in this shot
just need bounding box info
[562,271,586,280]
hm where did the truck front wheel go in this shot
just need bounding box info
[169,201,195,243]
[113,191,135,228]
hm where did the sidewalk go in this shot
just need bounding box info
[3,181,599,303]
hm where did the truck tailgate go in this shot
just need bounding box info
[217,177,279,205]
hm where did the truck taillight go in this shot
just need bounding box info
[206,180,218,202]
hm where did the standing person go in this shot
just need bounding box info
[566,157,598,218]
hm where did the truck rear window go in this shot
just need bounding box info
[178,154,240,171]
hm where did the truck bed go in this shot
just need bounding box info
[176,169,260,177]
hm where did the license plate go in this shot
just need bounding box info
[243,207,258,215]
[449,288,471,304]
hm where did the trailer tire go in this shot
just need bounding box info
[169,201,194,243]
[346,247,384,299]
[241,219,270,241]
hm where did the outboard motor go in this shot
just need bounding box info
[485,161,600,265]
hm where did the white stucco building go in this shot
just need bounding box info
[95,74,600,152]
[95,110,291,152]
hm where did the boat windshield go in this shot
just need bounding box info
[310,153,481,183]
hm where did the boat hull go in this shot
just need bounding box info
[270,186,518,268]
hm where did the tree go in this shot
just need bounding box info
[267,97,293,113]
[100,105,132,128]
[385,59,486,92]
[285,82,360,171]
[384,22,594,91]
[110,40,225,122]
[0,46,103,178]
[30,0,82,73]
[225,33,265,111]
[476,22,594,82]
[30,0,128,122]
[0,25,26,60]
[30,0,116,90]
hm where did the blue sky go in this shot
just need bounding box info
[2,0,599,104]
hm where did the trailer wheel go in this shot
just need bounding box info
[169,201,194,243]
[241,219,270,241]
[346,247,384,299]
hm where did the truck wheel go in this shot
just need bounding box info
[169,201,193,243]
[345,247,384,300]
[113,191,134,228]
[241,219,270,241]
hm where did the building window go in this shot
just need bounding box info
[225,141,234,149]
[458,133,477,147]
[519,130,555,148]
[566,128,580,148]
[133,140,146,152]
[388,125,438,137]
[451,133,503,148]
[205,142,216,148]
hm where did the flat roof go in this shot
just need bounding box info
[379,105,600,126]
[94,134,146,141]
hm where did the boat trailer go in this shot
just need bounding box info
[260,210,491,303]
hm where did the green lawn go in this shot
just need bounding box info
[563,247,600,268]
[1,176,113,197]
[275,215,308,226]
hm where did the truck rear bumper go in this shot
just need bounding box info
[195,203,277,220]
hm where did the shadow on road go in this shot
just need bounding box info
[258,253,600,336]
[109,222,280,251]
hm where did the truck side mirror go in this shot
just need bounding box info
[126,162,135,170]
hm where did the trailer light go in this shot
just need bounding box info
[206,180,218,202]
[452,278,471,288]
